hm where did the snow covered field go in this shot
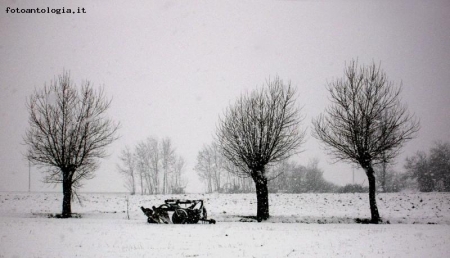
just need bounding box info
[1,192,450,257]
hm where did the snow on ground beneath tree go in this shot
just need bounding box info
[1,192,449,224]
[1,192,450,257]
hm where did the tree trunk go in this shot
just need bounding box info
[365,165,380,223]
[253,171,269,221]
[62,178,72,218]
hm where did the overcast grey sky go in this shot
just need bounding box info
[1,0,449,193]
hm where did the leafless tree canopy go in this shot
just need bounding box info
[216,77,305,177]
[313,61,419,167]
[24,71,119,216]
[25,72,119,184]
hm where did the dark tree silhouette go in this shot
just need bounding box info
[313,60,419,223]
[24,71,119,218]
[216,77,305,221]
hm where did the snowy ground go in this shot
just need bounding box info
[1,192,450,257]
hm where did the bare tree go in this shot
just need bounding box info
[130,136,186,195]
[117,146,136,195]
[313,60,419,223]
[148,138,160,194]
[171,156,186,194]
[161,137,175,194]
[210,143,224,192]
[134,141,149,194]
[134,137,160,194]
[195,143,227,193]
[195,144,215,193]
[24,71,119,217]
[216,77,305,221]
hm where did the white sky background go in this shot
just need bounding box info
[1,0,449,193]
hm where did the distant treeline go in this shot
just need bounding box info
[405,141,450,192]
[194,142,409,194]
[194,141,450,194]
